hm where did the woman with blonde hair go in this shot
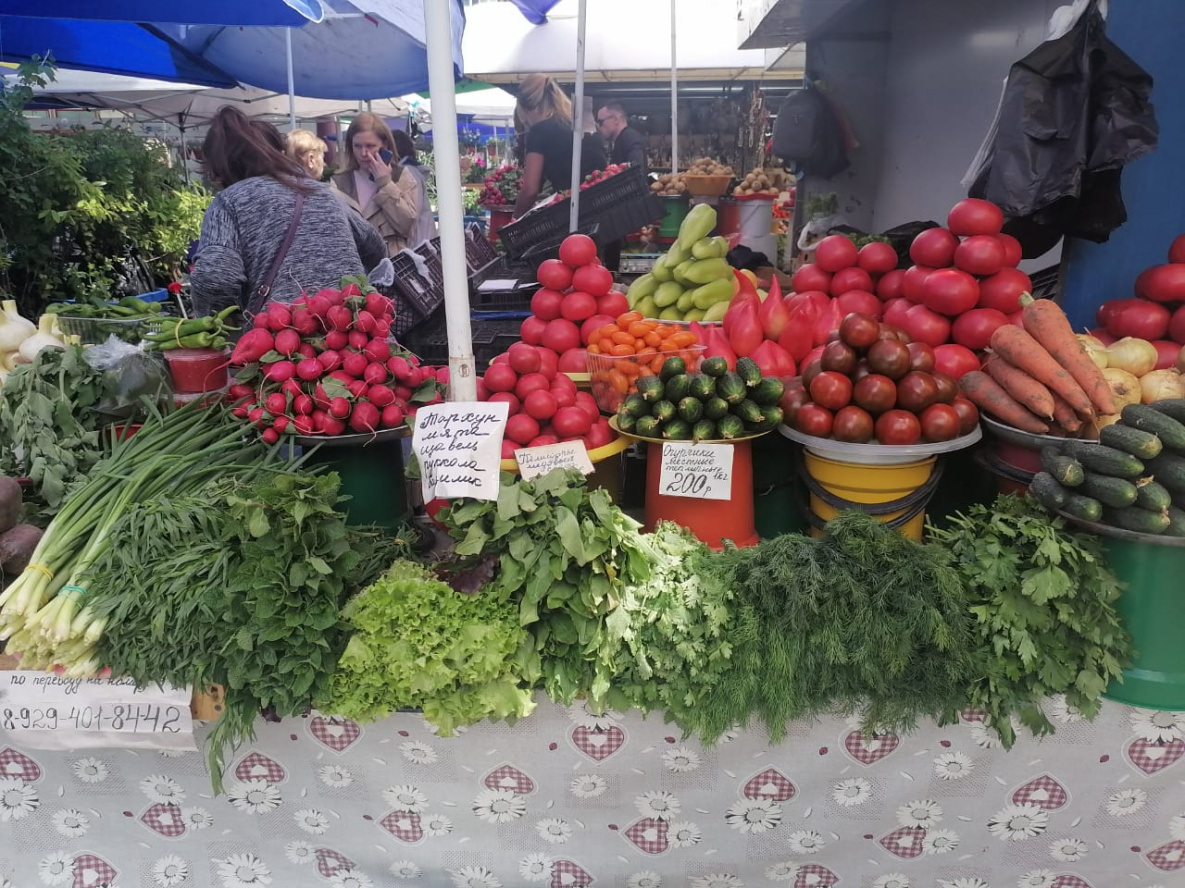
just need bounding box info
[331,112,422,256]
[513,73,605,218]
[287,129,328,180]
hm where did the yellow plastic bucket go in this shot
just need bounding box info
[802,451,937,540]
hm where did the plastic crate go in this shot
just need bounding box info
[498,200,569,261]
[390,237,445,326]
[464,224,499,277]
[401,308,524,373]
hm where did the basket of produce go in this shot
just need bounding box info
[731,166,793,199]
[679,157,735,197]
[587,328,704,414]
[48,293,170,345]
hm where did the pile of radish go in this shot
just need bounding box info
[478,342,614,459]
[1093,234,1185,369]
[522,234,631,375]
[229,281,445,443]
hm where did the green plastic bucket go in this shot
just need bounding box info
[1097,527,1185,710]
[301,436,409,530]
[752,433,804,538]
[658,196,690,239]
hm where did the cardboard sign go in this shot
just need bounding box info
[0,671,195,751]
[513,441,595,481]
[658,442,734,501]
[413,401,509,502]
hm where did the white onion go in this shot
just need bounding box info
[1076,334,1108,370]
[1102,367,1142,409]
[1139,369,1184,404]
[1105,337,1158,377]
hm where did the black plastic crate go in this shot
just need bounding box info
[498,199,569,261]
[401,308,524,372]
[589,194,664,245]
[465,223,500,277]
[577,165,653,216]
[470,289,535,312]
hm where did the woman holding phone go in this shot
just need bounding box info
[331,112,422,256]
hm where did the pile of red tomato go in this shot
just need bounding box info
[781,312,980,446]
[1094,234,1185,362]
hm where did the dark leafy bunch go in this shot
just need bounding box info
[0,345,106,522]
[929,494,1131,746]
[685,512,979,743]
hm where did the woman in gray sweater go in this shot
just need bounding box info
[190,107,386,317]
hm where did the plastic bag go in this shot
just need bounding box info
[83,335,170,418]
[368,257,395,289]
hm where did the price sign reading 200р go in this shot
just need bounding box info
[658,442,734,501]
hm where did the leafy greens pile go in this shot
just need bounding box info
[321,558,534,734]
[929,494,1131,746]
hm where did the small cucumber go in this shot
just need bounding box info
[1134,477,1173,513]
[1106,506,1171,535]
[1040,447,1085,487]
[1146,451,1185,494]
[1078,472,1139,508]
[1100,423,1163,460]
[1029,472,1068,512]
[1121,403,1185,453]
[1166,505,1185,537]
[1063,493,1104,523]
[1060,441,1145,478]
[1148,398,1185,425]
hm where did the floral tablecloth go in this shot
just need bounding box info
[1,697,1183,888]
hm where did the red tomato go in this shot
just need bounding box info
[586,418,613,449]
[541,318,581,353]
[953,235,1005,277]
[520,315,548,345]
[920,403,961,442]
[821,341,858,375]
[882,297,912,328]
[996,233,1023,267]
[559,233,598,267]
[529,434,559,447]
[792,263,833,294]
[875,409,922,445]
[921,268,980,317]
[484,362,518,393]
[867,338,912,380]
[531,288,565,320]
[839,313,881,350]
[895,371,939,413]
[877,268,907,301]
[537,347,559,379]
[1135,264,1185,303]
[833,405,875,443]
[977,267,1032,314]
[506,414,540,446]
[857,241,899,274]
[537,259,573,291]
[931,371,958,404]
[836,290,882,319]
[829,266,874,297]
[553,405,592,437]
[1169,235,1185,264]
[933,343,980,380]
[814,235,859,272]
[1107,298,1171,340]
[852,374,897,416]
[1152,340,1181,370]
[573,264,613,298]
[574,391,601,422]
[809,370,854,411]
[557,347,589,373]
[902,265,936,303]
[514,372,551,401]
[779,384,811,424]
[909,228,959,268]
[507,342,542,375]
[947,198,1004,236]
[951,396,980,435]
[1170,304,1185,344]
[523,389,558,421]
[795,403,834,438]
[560,290,598,322]
[488,390,520,413]
[951,308,1010,351]
[906,341,936,373]
[902,304,952,347]
[597,291,629,318]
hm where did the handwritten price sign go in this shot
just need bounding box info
[658,442,734,501]
[413,402,509,502]
[514,441,594,481]
[0,671,195,751]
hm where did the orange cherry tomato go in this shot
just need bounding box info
[587,343,601,355]
[610,343,635,357]
[616,311,643,327]
[608,368,630,394]
[643,331,662,347]
[670,331,697,348]
[611,331,635,346]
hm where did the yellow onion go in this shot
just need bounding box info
[1105,337,1158,377]
[1102,367,1142,409]
[1076,334,1108,370]
[1084,413,1122,440]
[1139,368,1184,404]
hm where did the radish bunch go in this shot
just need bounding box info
[229,280,445,444]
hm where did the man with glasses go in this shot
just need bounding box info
[596,102,647,272]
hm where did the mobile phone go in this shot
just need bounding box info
[379,148,393,164]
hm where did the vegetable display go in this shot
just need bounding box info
[141,306,238,351]
[587,312,705,414]
[1094,233,1185,352]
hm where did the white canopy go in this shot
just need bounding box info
[402,85,517,127]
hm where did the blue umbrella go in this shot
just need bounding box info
[506,0,563,25]
[0,0,323,26]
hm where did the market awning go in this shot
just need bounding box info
[0,0,325,26]
[506,0,563,25]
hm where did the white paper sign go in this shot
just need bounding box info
[0,671,196,751]
[413,401,509,502]
[514,441,595,481]
[658,442,735,501]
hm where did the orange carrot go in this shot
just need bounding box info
[1021,297,1116,415]
[983,356,1056,420]
[1049,390,1084,435]
[960,370,1051,434]
[989,325,1095,417]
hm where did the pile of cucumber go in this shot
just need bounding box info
[615,355,785,441]
[1031,401,1185,536]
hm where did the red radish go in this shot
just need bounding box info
[541,319,581,354]
[304,294,331,319]
[340,283,362,299]
[758,292,791,340]
[349,401,381,433]
[363,363,388,386]
[264,392,288,414]
[320,288,346,307]
[553,406,592,437]
[293,393,314,415]
[374,320,391,338]
[836,290,881,319]
[252,313,270,330]
[327,305,353,332]
[265,304,292,331]
[876,269,906,301]
[952,308,1010,351]
[345,330,366,350]
[380,405,405,428]
[248,407,266,428]
[996,233,1022,267]
[328,397,350,419]
[910,228,959,268]
[902,304,951,347]
[363,339,391,363]
[261,428,280,445]
[367,385,395,407]
[521,315,548,345]
[573,264,613,298]
[597,291,629,318]
[313,350,339,373]
[296,358,323,381]
[947,198,1004,236]
[977,268,1032,314]
[232,403,251,419]
[281,378,302,398]
[508,342,542,375]
[537,258,573,291]
[263,360,296,383]
[406,354,420,367]
[324,330,349,351]
[858,241,899,274]
[557,347,589,373]
[321,416,346,435]
[506,414,540,446]
[347,379,368,398]
[524,389,559,420]
[488,391,520,413]
[230,328,275,364]
[531,288,565,320]
[814,235,859,272]
[581,314,615,346]
[829,267,874,297]
[953,235,1005,277]
[342,352,369,378]
[311,409,332,432]
[792,264,832,294]
[515,372,551,401]
[902,265,935,303]
[364,292,392,317]
[387,355,412,381]
[933,343,980,380]
[485,363,518,393]
[354,310,377,334]
[296,343,317,360]
[329,370,354,386]
[229,383,255,400]
[290,307,319,336]
[272,416,291,434]
[561,291,598,322]
[393,385,413,401]
[293,415,316,435]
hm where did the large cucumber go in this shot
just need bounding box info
[1078,473,1139,508]
[1040,447,1085,488]
[1060,441,1145,478]
[1100,423,1163,460]
[1106,506,1171,535]
[1148,398,1185,425]
[1167,505,1185,537]
[1063,493,1104,523]
[1029,472,1068,512]
[1134,477,1173,513]
[1121,403,1185,453]
[1146,451,1185,494]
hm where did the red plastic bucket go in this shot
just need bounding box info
[643,439,759,550]
[163,347,230,393]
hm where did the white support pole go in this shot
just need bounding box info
[423,0,476,401]
[568,0,588,233]
[285,28,296,131]
[670,0,678,175]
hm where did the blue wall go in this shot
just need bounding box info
[1061,0,1185,329]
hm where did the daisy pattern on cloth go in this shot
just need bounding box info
[871,875,910,888]
[1170,814,1185,841]
[399,740,438,765]
[384,785,429,813]
[938,880,989,888]
[988,803,1049,840]
[1050,837,1089,861]
[471,788,526,824]
[152,854,189,887]
[923,829,960,855]
[318,765,354,787]
[570,774,607,798]
[933,752,973,780]
[1106,787,1147,816]
[294,807,330,834]
[140,774,186,805]
[216,852,271,888]
[669,820,702,848]
[37,851,72,886]
[535,817,572,844]
[725,798,782,834]
[661,747,701,773]
[52,808,89,837]
[227,779,282,815]
[329,870,373,888]
[1131,709,1184,743]
[568,702,622,731]
[635,790,680,821]
[389,860,422,878]
[689,874,742,888]
[423,812,454,835]
[0,778,38,821]
[519,853,552,882]
[896,799,943,829]
[786,829,826,854]
[449,864,501,887]
[1047,695,1085,724]
[765,861,799,881]
[832,777,872,806]
[71,756,107,783]
[1017,870,1056,888]
[627,871,662,888]
[284,841,315,865]
[181,805,213,829]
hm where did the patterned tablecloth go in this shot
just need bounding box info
[1,697,1183,888]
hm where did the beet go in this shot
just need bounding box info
[0,524,41,574]
[0,475,22,535]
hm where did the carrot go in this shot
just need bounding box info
[960,370,1051,434]
[982,355,1055,420]
[1049,390,1084,435]
[989,325,1095,418]
[1021,297,1116,415]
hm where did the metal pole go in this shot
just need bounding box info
[285,28,296,131]
[423,0,476,401]
[568,0,588,232]
[670,0,678,175]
